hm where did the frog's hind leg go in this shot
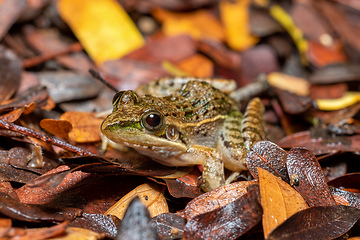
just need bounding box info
[241,97,266,151]
[219,97,266,185]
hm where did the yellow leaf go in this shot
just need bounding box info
[258,167,308,239]
[267,72,310,96]
[152,8,225,41]
[316,92,360,111]
[270,5,308,65]
[57,0,144,65]
[219,0,259,51]
[104,183,168,220]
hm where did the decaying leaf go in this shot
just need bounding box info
[184,185,262,240]
[278,130,360,155]
[0,221,69,240]
[164,167,202,199]
[258,167,308,238]
[184,180,257,220]
[152,213,186,239]
[330,187,360,209]
[268,205,360,240]
[246,141,289,182]
[328,173,360,193]
[286,148,336,207]
[105,183,168,220]
[69,212,118,239]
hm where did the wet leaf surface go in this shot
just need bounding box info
[278,130,360,155]
[330,187,360,209]
[152,213,186,239]
[246,141,289,182]
[268,205,360,240]
[184,185,262,240]
[286,148,336,207]
[69,213,119,239]
[328,173,360,193]
[184,180,256,220]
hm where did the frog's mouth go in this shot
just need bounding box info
[102,123,191,166]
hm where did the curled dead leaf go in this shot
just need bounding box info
[104,183,168,220]
[286,147,336,207]
[60,111,103,143]
[40,119,72,140]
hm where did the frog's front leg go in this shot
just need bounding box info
[186,145,225,192]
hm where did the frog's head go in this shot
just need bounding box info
[101,90,188,166]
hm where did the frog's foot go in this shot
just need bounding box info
[225,171,252,185]
[225,171,240,185]
[200,153,225,192]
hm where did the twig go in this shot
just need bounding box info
[0,120,93,156]
[22,42,83,69]
[230,74,270,102]
[89,69,119,93]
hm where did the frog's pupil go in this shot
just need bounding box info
[146,114,161,127]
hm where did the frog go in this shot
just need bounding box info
[101,77,266,192]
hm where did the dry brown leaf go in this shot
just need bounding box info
[104,183,169,220]
[176,54,213,78]
[60,112,103,143]
[40,119,72,140]
[258,167,308,239]
[184,180,256,220]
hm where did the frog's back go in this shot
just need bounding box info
[160,81,238,124]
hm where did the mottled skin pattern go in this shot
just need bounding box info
[101,78,266,192]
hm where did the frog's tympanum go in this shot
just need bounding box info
[101,77,266,192]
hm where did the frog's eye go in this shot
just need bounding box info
[141,109,164,132]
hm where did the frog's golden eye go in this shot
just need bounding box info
[141,109,164,132]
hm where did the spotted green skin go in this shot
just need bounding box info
[101,78,266,191]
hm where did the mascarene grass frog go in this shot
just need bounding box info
[101,77,266,192]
